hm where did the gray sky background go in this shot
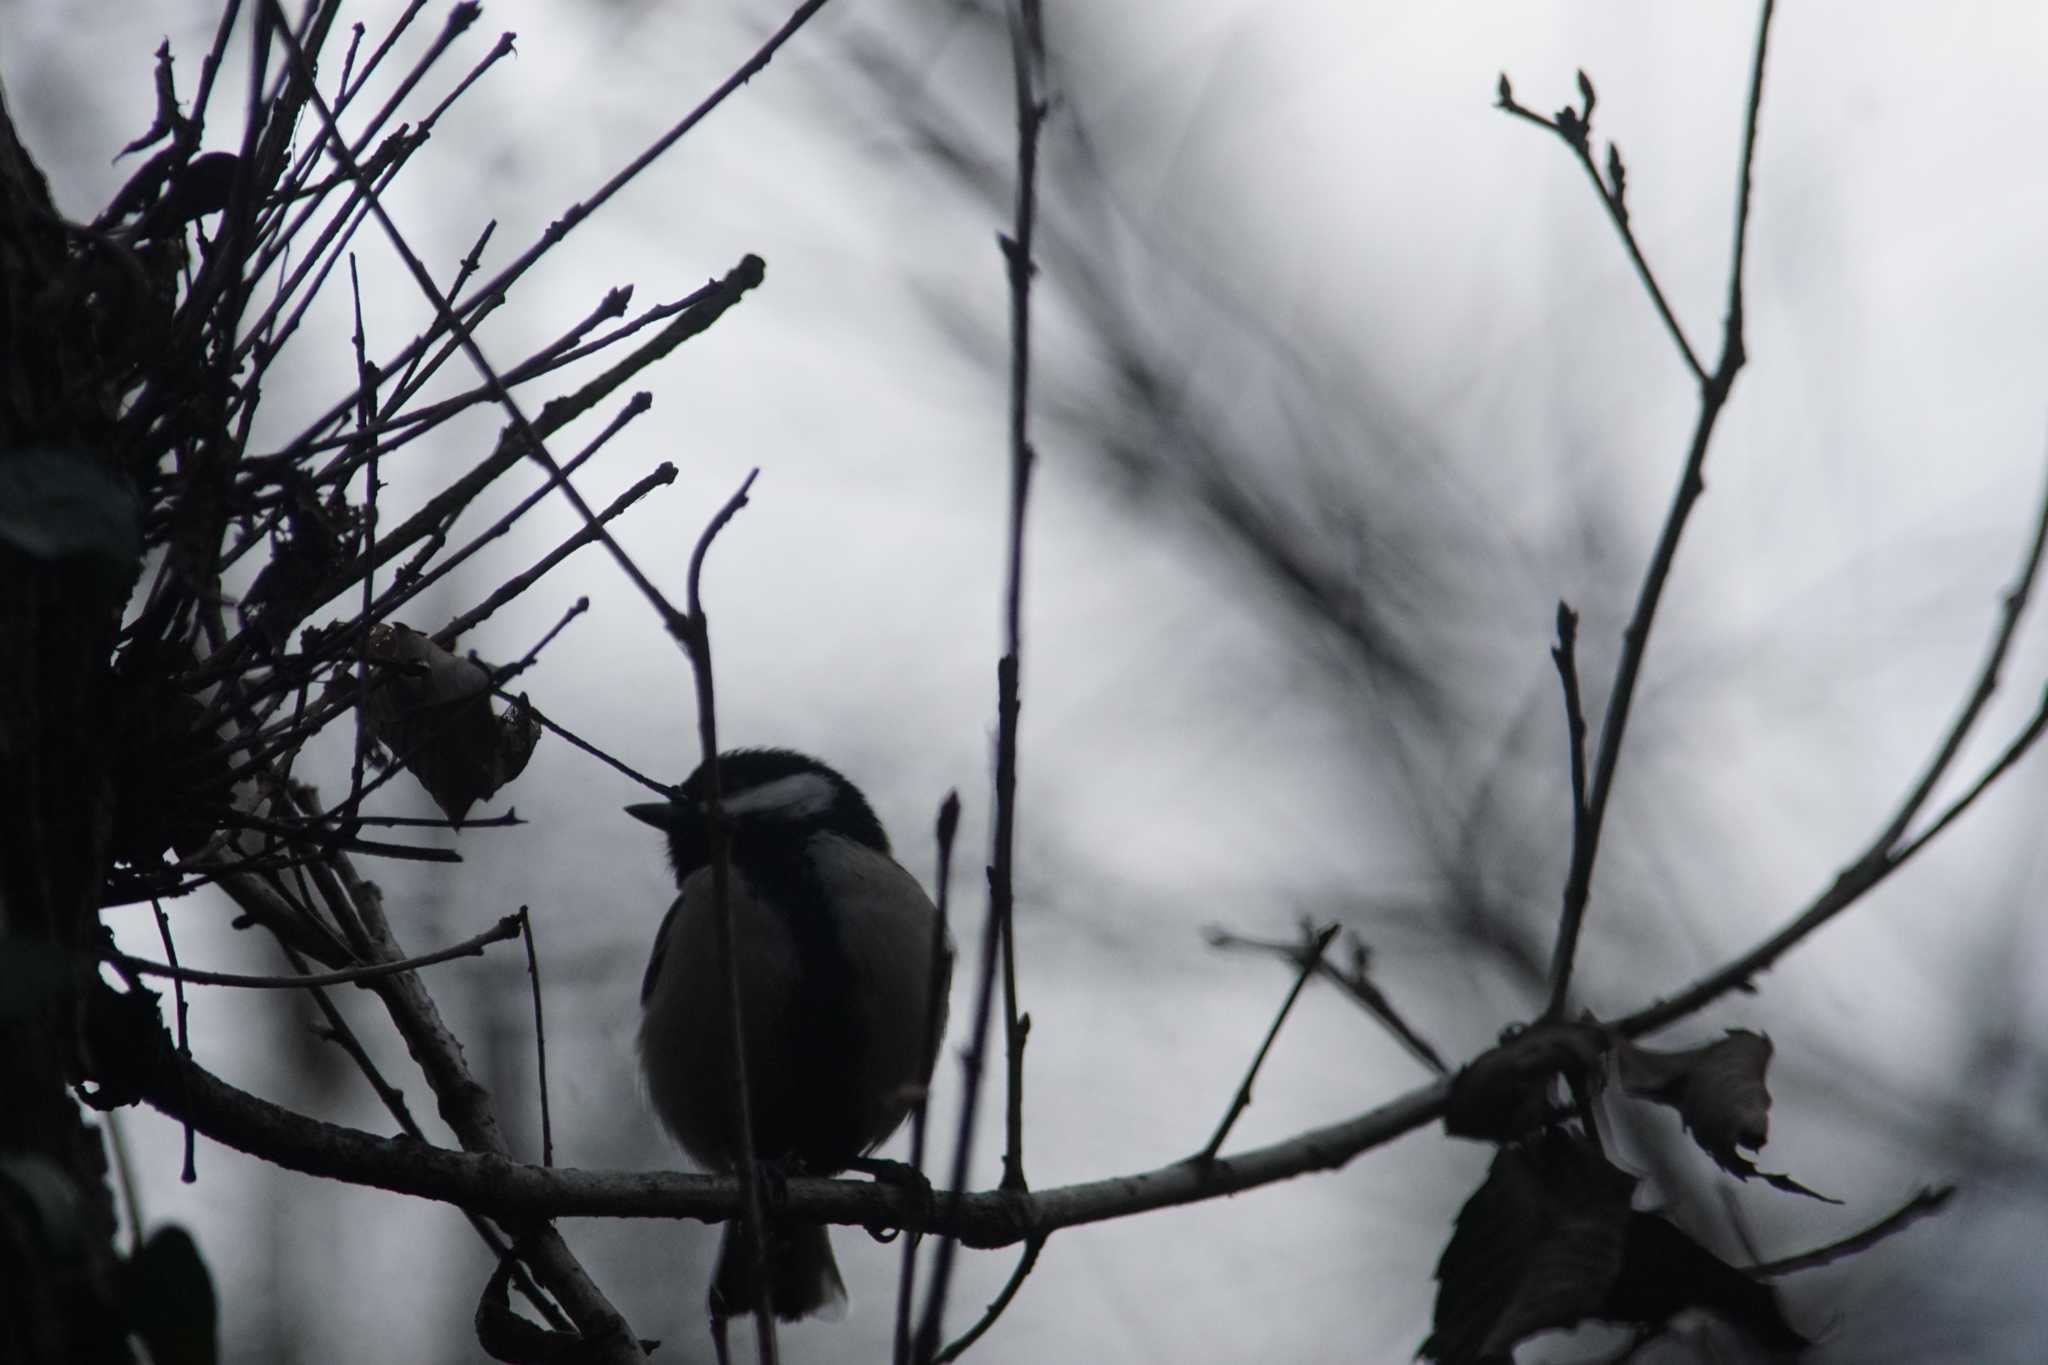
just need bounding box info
[13,1,2048,1360]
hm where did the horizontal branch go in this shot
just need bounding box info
[113,913,523,989]
[123,1001,1445,1248]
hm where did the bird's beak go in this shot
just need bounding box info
[625,800,683,830]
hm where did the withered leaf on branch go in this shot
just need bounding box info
[239,485,359,655]
[1609,1211,1808,1356]
[1616,1030,1837,1201]
[1424,1131,1635,1364]
[1444,1020,1608,1143]
[360,623,539,825]
[1422,1132,1808,1363]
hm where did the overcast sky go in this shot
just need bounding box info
[17,1,2048,1360]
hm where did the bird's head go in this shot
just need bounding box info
[625,747,890,881]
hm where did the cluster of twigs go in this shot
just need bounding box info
[58,0,1057,1358]
[33,0,2048,1360]
[41,2,825,1361]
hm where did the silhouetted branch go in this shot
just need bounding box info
[1752,1185,1955,1278]
[1541,0,1778,1021]
[677,468,776,1361]
[1197,922,1339,1162]
[114,912,522,988]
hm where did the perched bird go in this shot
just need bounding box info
[629,748,951,1325]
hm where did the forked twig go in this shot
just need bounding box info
[1539,0,1778,1020]
[1496,70,1705,384]
[1197,923,1340,1163]
[1622,450,2048,1036]
[990,0,1048,1201]
[677,469,776,1362]
[1206,924,1447,1076]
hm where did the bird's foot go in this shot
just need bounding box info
[846,1156,936,1242]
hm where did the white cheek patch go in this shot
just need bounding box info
[721,770,837,823]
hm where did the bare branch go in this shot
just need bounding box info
[114,912,523,989]
[933,1234,1047,1364]
[1753,1185,1955,1278]
[897,791,963,1365]
[436,459,675,648]
[1206,924,1447,1076]
[1495,70,1705,382]
[1541,0,1779,1020]
[1621,452,2048,1036]
[261,1,694,643]
[125,1004,1451,1246]
[677,468,777,1358]
[1196,923,1339,1163]
[520,907,554,1169]
[993,0,1049,1207]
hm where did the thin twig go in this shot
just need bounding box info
[491,597,590,689]
[933,1233,1047,1363]
[677,469,775,1358]
[149,897,197,1182]
[1751,1185,1955,1278]
[1495,73,1705,384]
[312,815,642,1359]
[343,250,380,831]
[896,791,962,1365]
[1541,0,1778,1021]
[519,907,554,1168]
[389,217,495,397]
[116,913,524,989]
[1872,451,2048,856]
[335,811,525,831]
[1892,687,2048,863]
[195,283,736,784]
[1196,923,1339,1163]
[1621,448,2048,1036]
[991,0,1047,1204]
[280,936,572,1331]
[488,690,667,794]
[261,0,698,646]
[915,791,1014,1359]
[1624,683,2048,1037]
[233,0,823,568]
[1550,601,1589,824]
[1205,925,1448,1076]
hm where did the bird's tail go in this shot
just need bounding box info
[711,1219,847,1323]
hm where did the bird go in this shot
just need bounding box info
[628,747,952,1328]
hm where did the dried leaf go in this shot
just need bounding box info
[1610,1212,1808,1356]
[1423,1133,1635,1364]
[360,624,536,824]
[1423,1133,1809,1362]
[1617,1030,1838,1201]
[1444,1020,1608,1142]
